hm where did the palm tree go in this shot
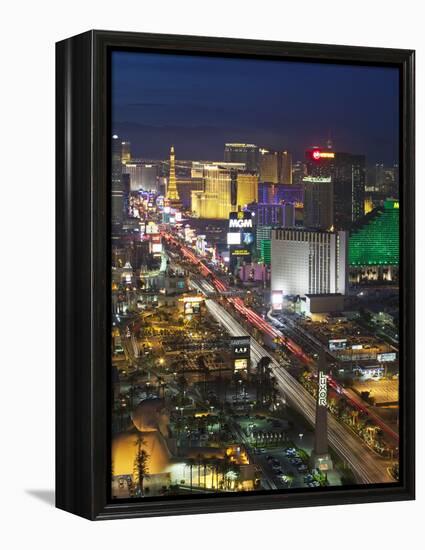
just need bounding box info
[185,458,195,491]
[133,434,150,496]
[209,455,219,491]
[225,464,241,490]
[177,374,188,405]
[201,457,209,489]
[285,473,294,488]
[196,454,202,488]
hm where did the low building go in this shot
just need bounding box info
[238,262,269,283]
[303,293,344,315]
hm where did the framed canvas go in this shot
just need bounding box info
[56,30,415,520]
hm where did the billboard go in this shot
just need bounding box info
[377,352,396,362]
[231,336,250,373]
[242,231,254,246]
[145,221,159,234]
[329,339,347,351]
[151,243,163,254]
[230,248,250,257]
[228,212,254,270]
[271,290,283,310]
[234,358,249,371]
[184,301,200,315]
[231,336,250,357]
[227,232,241,245]
[229,210,253,230]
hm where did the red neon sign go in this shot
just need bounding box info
[311,149,335,160]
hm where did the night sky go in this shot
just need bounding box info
[112,51,399,165]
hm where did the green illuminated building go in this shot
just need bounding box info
[260,239,271,266]
[349,199,399,267]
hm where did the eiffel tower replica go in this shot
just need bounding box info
[165,145,182,209]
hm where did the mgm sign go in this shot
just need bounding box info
[230,336,251,373]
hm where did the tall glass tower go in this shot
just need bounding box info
[111,134,124,225]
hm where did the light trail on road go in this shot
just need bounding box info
[204,299,393,484]
[168,234,398,444]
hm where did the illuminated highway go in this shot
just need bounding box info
[204,298,393,484]
[168,233,399,444]
[166,234,395,482]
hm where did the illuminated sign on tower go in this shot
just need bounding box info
[228,211,254,270]
[310,352,333,472]
[230,336,251,373]
[311,149,335,160]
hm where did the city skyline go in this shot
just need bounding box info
[110,51,400,500]
[112,51,400,165]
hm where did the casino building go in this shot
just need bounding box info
[305,146,366,230]
[349,198,399,283]
[271,228,348,297]
[191,165,258,219]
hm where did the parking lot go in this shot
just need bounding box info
[254,446,327,489]
[351,378,398,406]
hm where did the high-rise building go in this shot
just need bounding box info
[271,228,348,297]
[392,162,399,198]
[191,161,246,178]
[280,150,292,184]
[121,141,131,165]
[191,165,258,219]
[141,164,158,192]
[303,176,334,230]
[122,173,130,216]
[349,198,399,282]
[259,149,279,183]
[123,162,143,191]
[292,160,307,185]
[305,147,365,229]
[249,202,295,227]
[224,143,259,172]
[375,162,385,193]
[260,239,271,266]
[258,182,304,206]
[123,162,158,192]
[176,178,204,210]
[236,173,258,208]
[255,225,272,254]
[259,149,292,184]
[382,163,399,198]
[111,134,124,225]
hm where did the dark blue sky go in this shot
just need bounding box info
[112,51,399,165]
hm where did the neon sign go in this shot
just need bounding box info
[318,371,327,407]
[311,150,335,160]
[229,218,253,229]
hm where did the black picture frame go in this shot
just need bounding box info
[56,30,415,520]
